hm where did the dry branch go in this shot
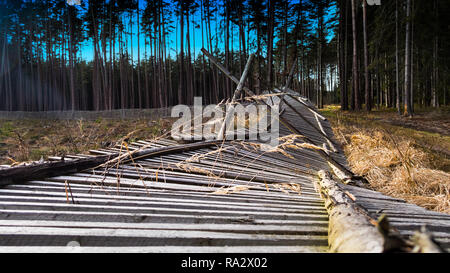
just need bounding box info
[217,54,255,140]
[284,57,297,90]
[0,140,228,187]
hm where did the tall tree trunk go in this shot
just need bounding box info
[225,2,231,98]
[110,1,115,110]
[158,2,164,108]
[266,0,275,89]
[432,0,439,108]
[119,21,125,110]
[339,0,348,111]
[162,3,169,107]
[384,53,389,107]
[178,7,185,105]
[201,0,207,103]
[29,29,35,111]
[410,0,414,113]
[0,37,5,110]
[129,13,134,108]
[395,0,400,114]
[137,5,142,109]
[363,0,370,111]
[186,8,193,105]
[344,0,350,109]
[283,1,289,82]
[404,0,412,117]
[351,0,360,110]
[6,45,12,111]
[69,8,76,111]
[317,5,324,109]
[144,38,150,108]
[205,1,218,102]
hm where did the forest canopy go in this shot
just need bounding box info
[0,0,448,114]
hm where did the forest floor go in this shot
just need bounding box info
[320,105,450,213]
[0,117,174,165]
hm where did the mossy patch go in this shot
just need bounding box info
[0,122,14,140]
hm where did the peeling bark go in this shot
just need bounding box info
[318,170,384,253]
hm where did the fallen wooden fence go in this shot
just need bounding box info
[0,52,449,253]
[0,140,227,186]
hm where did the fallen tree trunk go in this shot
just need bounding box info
[327,162,369,188]
[0,140,227,187]
[318,170,446,253]
[317,170,385,253]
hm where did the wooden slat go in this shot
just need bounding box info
[0,209,328,224]
[0,226,328,243]
[3,182,324,207]
[0,245,328,253]
[0,195,327,214]
[0,220,327,235]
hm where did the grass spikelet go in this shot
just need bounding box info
[211,185,250,195]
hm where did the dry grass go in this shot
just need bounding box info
[272,183,302,195]
[321,106,450,214]
[212,185,251,195]
[0,118,174,165]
